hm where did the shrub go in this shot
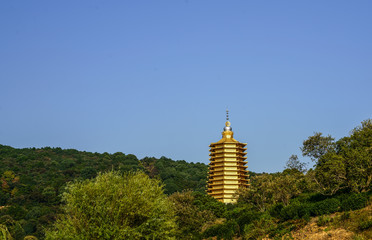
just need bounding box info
[236,210,261,229]
[269,203,283,219]
[340,211,350,221]
[357,215,372,231]
[310,198,340,216]
[317,215,332,226]
[280,203,311,221]
[243,216,276,240]
[341,193,368,211]
[203,220,239,240]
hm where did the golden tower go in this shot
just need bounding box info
[207,110,249,203]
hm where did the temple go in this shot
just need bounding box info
[207,110,249,203]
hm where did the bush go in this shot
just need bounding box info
[236,210,261,229]
[340,193,368,211]
[243,216,276,240]
[357,214,372,231]
[317,215,332,226]
[310,198,340,216]
[340,211,350,221]
[203,221,239,240]
[269,203,283,219]
[279,203,311,221]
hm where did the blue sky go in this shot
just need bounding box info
[0,1,371,173]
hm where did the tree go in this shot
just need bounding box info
[45,171,177,240]
[312,153,347,195]
[301,132,335,164]
[271,172,303,206]
[337,119,372,192]
[303,119,372,194]
[237,174,275,211]
[169,191,215,239]
[285,155,307,173]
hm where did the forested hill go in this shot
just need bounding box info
[0,145,209,196]
[0,145,209,238]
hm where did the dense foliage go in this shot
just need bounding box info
[0,119,371,239]
[0,146,207,239]
[45,171,176,240]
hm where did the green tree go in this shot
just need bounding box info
[303,119,372,195]
[337,119,372,193]
[312,153,347,195]
[45,171,177,240]
[301,132,335,164]
[169,191,215,239]
[285,155,307,173]
[237,174,275,211]
[272,172,304,206]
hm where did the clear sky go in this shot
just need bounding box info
[0,1,371,173]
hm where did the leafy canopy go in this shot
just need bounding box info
[45,171,177,240]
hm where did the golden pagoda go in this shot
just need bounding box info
[207,110,249,203]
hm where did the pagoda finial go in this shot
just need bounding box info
[224,108,232,131]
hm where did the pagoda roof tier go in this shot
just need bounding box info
[209,173,248,177]
[209,145,247,150]
[209,155,247,159]
[210,141,247,147]
[208,173,244,177]
[209,157,247,163]
[208,167,247,171]
[208,182,243,186]
[209,168,248,171]
[209,157,247,161]
[207,193,237,198]
[207,187,240,191]
[208,172,248,177]
[209,151,247,155]
[208,168,248,173]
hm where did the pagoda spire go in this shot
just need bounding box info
[224,108,232,132]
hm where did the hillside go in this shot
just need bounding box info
[0,145,208,239]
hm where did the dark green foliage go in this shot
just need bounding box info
[80,167,97,179]
[234,209,261,230]
[142,157,208,194]
[340,193,369,211]
[310,198,340,216]
[270,194,365,222]
[5,205,27,221]
[203,220,239,240]
[269,203,284,219]
[192,192,227,218]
